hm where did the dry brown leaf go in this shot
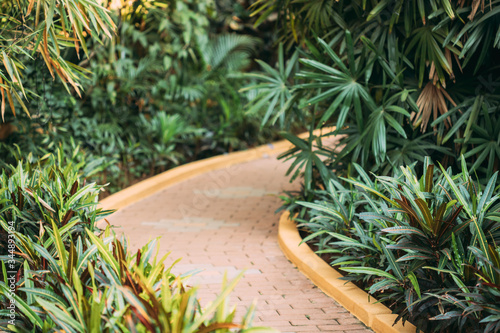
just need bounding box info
[458,0,488,20]
[0,78,5,122]
[26,0,36,15]
[412,82,458,132]
[469,0,482,20]
[5,90,16,117]
[73,30,80,58]
[34,0,41,26]
[445,49,455,82]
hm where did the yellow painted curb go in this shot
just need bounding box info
[278,211,417,333]
[99,128,336,212]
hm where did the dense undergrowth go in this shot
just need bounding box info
[0,152,274,332]
[295,158,500,332]
[2,0,500,331]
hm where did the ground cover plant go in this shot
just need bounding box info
[0,153,274,332]
[296,159,500,332]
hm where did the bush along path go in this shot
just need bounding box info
[106,152,372,333]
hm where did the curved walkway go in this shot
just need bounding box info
[107,152,372,333]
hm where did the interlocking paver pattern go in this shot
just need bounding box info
[108,153,372,333]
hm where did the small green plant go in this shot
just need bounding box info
[298,158,500,332]
[0,147,112,244]
[0,156,276,332]
[0,224,272,332]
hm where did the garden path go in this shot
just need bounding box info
[107,151,372,333]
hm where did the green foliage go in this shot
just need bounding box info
[249,0,500,186]
[0,147,112,244]
[0,0,289,195]
[0,158,275,332]
[0,0,115,116]
[0,225,274,332]
[278,129,333,192]
[298,159,500,332]
[241,44,301,128]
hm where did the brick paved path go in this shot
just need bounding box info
[108,153,372,333]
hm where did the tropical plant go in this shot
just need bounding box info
[0,146,112,245]
[297,158,500,332]
[241,44,301,128]
[249,0,500,187]
[0,0,295,195]
[0,222,275,332]
[0,0,115,117]
[0,152,275,332]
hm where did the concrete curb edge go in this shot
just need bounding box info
[277,211,417,333]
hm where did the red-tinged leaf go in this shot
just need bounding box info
[438,205,463,240]
[445,205,463,225]
[61,210,74,226]
[435,203,446,224]
[394,198,420,227]
[414,198,434,233]
[425,164,435,193]
[119,286,154,330]
[130,306,155,333]
[441,248,452,260]
[396,253,434,262]
[136,249,142,267]
[70,180,79,195]
[387,243,434,254]
[382,226,427,238]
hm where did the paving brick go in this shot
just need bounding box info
[291,301,338,309]
[318,324,368,331]
[338,318,364,325]
[285,326,321,332]
[290,319,339,326]
[277,308,323,316]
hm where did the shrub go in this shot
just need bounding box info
[0,147,112,243]
[249,1,500,186]
[0,155,275,332]
[298,158,500,332]
[0,225,270,332]
[0,0,114,115]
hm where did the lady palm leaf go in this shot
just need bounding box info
[278,130,333,192]
[458,103,500,178]
[406,27,459,87]
[241,43,299,127]
[199,34,259,72]
[296,35,376,131]
[455,3,500,72]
